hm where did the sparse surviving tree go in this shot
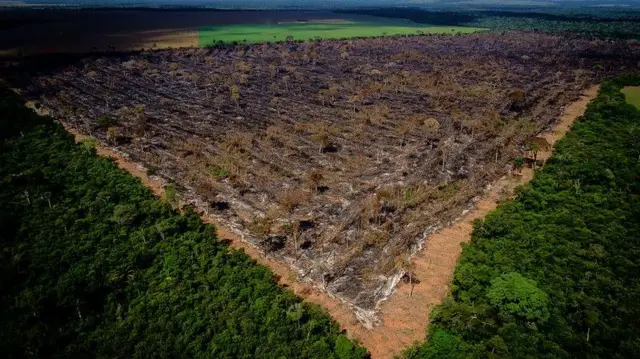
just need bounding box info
[311,131,331,153]
[326,85,338,105]
[251,216,273,255]
[508,89,526,111]
[526,137,551,169]
[317,90,328,107]
[269,97,281,115]
[281,75,291,93]
[213,94,226,112]
[396,255,417,297]
[371,104,389,125]
[97,114,117,128]
[209,73,223,92]
[513,156,525,174]
[229,85,240,108]
[163,184,178,208]
[307,170,324,193]
[238,74,249,85]
[106,126,119,145]
[189,73,200,88]
[462,116,481,140]
[132,105,148,136]
[339,45,349,60]
[348,94,360,113]
[528,142,541,169]
[269,63,279,78]
[396,119,418,146]
[265,125,280,142]
[423,117,441,146]
[439,137,454,172]
[284,220,301,258]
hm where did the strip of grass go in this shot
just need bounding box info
[0,88,367,359]
[404,77,640,358]
[198,22,485,46]
[622,86,640,109]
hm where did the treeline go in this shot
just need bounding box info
[339,8,640,39]
[404,76,640,358]
[0,88,367,358]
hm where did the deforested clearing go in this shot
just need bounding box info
[8,32,640,326]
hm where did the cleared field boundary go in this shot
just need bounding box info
[27,84,600,359]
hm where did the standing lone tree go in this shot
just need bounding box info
[307,170,324,193]
[229,84,240,108]
[526,137,551,169]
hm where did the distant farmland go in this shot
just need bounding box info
[0,8,483,56]
[198,21,484,46]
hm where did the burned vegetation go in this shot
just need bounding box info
[10,32,640,325]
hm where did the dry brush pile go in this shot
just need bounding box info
[9,32,640,326]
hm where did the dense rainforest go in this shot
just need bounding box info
[404,76,640,358]
[339,8,640,39]
[0,87,367,359]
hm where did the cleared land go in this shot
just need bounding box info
[6,33,640,330]
[198,21,484,45]
[622,86,640,108]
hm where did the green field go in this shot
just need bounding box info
[622,86,640,108]
[198,21,486,46]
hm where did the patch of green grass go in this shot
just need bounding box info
[622,86,640,108]
[198,21,486,46]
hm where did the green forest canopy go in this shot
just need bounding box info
[0,88,367,359]
[404,76,640,358]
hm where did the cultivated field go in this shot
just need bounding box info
[198,20,484,46]
[7,32,640,325]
